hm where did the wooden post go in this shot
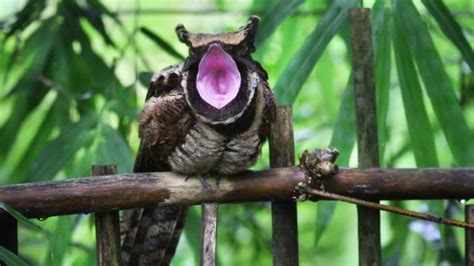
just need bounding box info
[350,8,382,266]
[92,165,123,266]
[0,210,18,258]
[466,205,474,265]
[201,203,218,266]
[270,106,299,266]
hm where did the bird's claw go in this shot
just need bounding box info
[186,175,215,191]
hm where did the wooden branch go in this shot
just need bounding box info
[0,210,18,256]
[1,167,474,218]
[466,205,474,264]
[93,165,123,266]
[201,203,218,266]
[270,106,299,266]
[301,186,474,229]
[350,8,381,266]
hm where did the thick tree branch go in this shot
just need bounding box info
[1,167,474,218]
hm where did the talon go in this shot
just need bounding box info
[198,176,212,191]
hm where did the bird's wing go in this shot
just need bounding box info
[257,79,277,142]
[122,64,194,266]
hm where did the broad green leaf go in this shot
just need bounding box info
[255,0,305,48]
[372,0,392,163]
[314,201,337,246]
[73,1,116,47]
[26,116,97,182]
[53,22,122,101]
[140,27,185,60]
[395,0,474,166]
[0,17,58,159]
[0,246,28,266]
[393,15,448,259]
[85,0,122,25]
[95,126,133,173]
[329,79,355,165]
[393,14,438,167]
[0,87,48,162]
[275,17,300,75]
[3,0,47,40]
[4,17,58,90]
[10,100,65,182]
[43,216,76,266]
[184,206,201,265]
[422,0,474,72]
[273,0,357,105]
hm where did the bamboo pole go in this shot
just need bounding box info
[201,203,218,266]
[270,106,298,266]
[465,205,474,265]
[0,210,18,257]
[2,167,474,218]
[93,165,123,266]
[350,8,381,266]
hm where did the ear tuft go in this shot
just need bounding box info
[244,16,260,53]
[176,24,191,45]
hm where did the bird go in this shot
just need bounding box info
[121,16,276,265]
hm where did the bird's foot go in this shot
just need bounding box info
[185,174,215,191]
[198,175,213,191]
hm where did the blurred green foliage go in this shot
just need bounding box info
[1,0,474,265]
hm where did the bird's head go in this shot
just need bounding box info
[177,16,261,125]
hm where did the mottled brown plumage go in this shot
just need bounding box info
[121,16,275,265]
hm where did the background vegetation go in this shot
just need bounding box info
[1,0,474,265]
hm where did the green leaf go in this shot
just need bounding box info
[254,0,305,48]
[0,17,58,159]
[140,27,185,60]
[184,206,201,266]
[314,201,337,246]
[393,14,439,167]
[95,126,133,173]
[372,0,393,163]
[76,1,116,47]
[0,87,48,162]
[7,16,58,84]
[3,0,47,40]
[10,100,65,182]
[273,0,357,105]
[329,79,356,165]
[26,116,97,182]
[85,0,122,25]
[0,246,29,266]
[422,0,474,72]
[43,216,76,266]
[395,0,474,166]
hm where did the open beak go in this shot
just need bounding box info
[196,44,241,109]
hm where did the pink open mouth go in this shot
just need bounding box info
[196,44,241,109]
